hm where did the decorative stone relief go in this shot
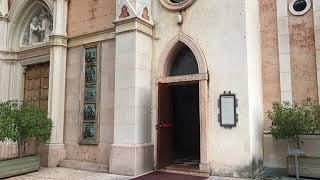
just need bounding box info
[21,9,53,47]
[116,0,154,25]
[142,7,149,20]
[119,5,130,19]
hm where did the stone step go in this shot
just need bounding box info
[160,165,210,177]
[59,160,108,173]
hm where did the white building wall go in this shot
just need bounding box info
[152,0,263,177]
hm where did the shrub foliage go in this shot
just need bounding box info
[268,100,320,143]
[0,101,53,158]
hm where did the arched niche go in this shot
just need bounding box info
[7,0,53,50]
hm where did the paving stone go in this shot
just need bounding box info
[7,167,130,180]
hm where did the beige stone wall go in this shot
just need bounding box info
[64,40,115,165]
[288,1,318,103]
[260,0,281,129]
[68,0,115,37]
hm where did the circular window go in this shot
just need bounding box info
[289,0,311,16]
[170,0,185,3]
[160,0,196,11]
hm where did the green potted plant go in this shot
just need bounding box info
[268,100,320,179]
[0,101,53,178]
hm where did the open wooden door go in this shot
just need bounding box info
[157,83,174,169]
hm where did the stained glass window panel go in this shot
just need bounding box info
[83,122,96,140]
[85,48,97,65]
[84,103,96,120]
[85,67,97,84]
[84,86,96,101]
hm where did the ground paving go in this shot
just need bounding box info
[7,167,130,180]
[6,167,305,180]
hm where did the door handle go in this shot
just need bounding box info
[156,123,173,129]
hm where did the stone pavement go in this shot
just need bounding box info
[6,167,304,180]
[7,167,130,180]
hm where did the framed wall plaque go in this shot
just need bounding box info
[218,91,238,128]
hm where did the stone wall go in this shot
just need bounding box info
[68,0,115,37]
[0,142,17,161]
[64,40,115,166]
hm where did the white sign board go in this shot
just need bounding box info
[220,96,236,126]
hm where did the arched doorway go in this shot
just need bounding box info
[157,34,209,172]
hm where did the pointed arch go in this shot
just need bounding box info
[159,33,208,78]
[7,0,53,50]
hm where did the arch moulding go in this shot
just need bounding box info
[7,0,53,51]
[158,33,208,79]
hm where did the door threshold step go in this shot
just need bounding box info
[160,166,209,177]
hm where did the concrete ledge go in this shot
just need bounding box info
[59,160,108,173]
[263,134,320,168]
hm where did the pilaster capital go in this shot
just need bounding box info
[49,35,68,47]
[114,17,154,37]
[0,15,8,22]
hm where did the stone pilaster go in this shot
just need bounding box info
[109,0,154,176]
[0,0,8,51]
[42,0,69,167]
[276,0,293,103]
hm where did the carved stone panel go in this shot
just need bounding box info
[21,7,53,47]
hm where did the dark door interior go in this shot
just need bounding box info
[171,83,200,164]
[157,82,200,168]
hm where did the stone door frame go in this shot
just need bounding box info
[156,33,210,171]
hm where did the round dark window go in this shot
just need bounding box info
[293,0,307,12]
[170,0,185,3]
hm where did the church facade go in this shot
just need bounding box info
[0,0,319,178]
